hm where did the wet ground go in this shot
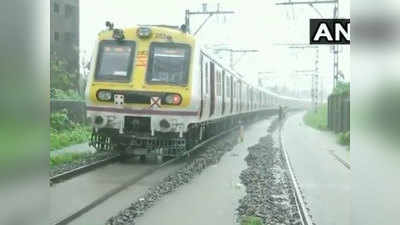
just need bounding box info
[134,118,273,225]
[50,158,183,225]
[282,112,351,225]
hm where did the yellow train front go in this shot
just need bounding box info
[86,25,200,158]
[85,24,306,159]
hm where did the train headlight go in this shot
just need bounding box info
[97,90,112,101]
[165,94,182,105]
[137,27,152,39]
[159,119,170,129]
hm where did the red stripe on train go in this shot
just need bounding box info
[87,106,199,116]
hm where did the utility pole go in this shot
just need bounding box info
[275,0,340,92]
[184,4,234,35]
[290,46,320,111]
[214,49,258,70]
[332,1,339,90]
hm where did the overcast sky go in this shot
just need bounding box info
[80,0,350,96]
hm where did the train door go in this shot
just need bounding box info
[201,57,210,120]
[209,62,215,117]
[216,70,221,116]
[230,77,234,113]
[238,81,242,112]
[199,55,204,118]
[221,70,225,115]
[231,77,236,113]
[225,74,230,115]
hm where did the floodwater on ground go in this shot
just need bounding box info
[135,118,274,225]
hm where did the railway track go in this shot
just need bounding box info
[50,155,121,185]
[52,126,238,225]
[279,125,313,225]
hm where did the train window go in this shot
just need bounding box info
[226,76,231,97]
[95,40,136,82]
[54,3,60,14]
[216,71,221,96]
[54,32,59,41]
[65,4,73,18]
[146,42,191,86]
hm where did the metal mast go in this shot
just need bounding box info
[275,0,340,91]
[184,4,234,35]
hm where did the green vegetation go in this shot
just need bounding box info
[50,88,83,100]
[240,216,264,225]
[50,126,91,151]
[303,104,328,131]
[332,81,350,96]
[50,54,84,100]
[51,54,79,92]
[337,131,350,146]
[50,152,91,167]
[50,109,91,151]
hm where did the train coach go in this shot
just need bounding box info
[85,24,306,160]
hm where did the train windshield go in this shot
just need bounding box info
[95,41,136,81]
[146,43,191,86]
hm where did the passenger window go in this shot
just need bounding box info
[226,76,230,98]
[216,71,221,96]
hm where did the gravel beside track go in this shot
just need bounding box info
[50,152,117,177]
[105,133,239,225]
[237,119,302,225]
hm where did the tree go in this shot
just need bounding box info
[50,54,79,93]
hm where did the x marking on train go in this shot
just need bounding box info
[150,96,161,109]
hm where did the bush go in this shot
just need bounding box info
[241,216,264,225]
[50,54,79,91]
[332,81,350,96]
[50,152,91,167]
[338,131,350,146]
[303,104,328,130]
[50,109,75,131]
[50,125,91,151]
[50,109,91,150]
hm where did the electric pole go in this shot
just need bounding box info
[184,4,234,35]
[275,0,340,92]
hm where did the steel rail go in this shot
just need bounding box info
[52,126,238,225]
[279,124,313,225]
[50,155,121,185]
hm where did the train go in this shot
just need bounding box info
[85,23,309,160]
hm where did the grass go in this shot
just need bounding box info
[240,216,264,225]
[50,152,91,167]
[337,131,350,147]
[50,125,91,151]
[304,105,350,149]
[303,104,328,131]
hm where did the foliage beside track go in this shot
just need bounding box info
[332,81,350,96]
[241,216,264,225]
[303,104,328,131]
[50,152,90,167]
[304,104,350,147]
[337,131,350,146]
[50,109,91,151]
[50,54,80,92]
